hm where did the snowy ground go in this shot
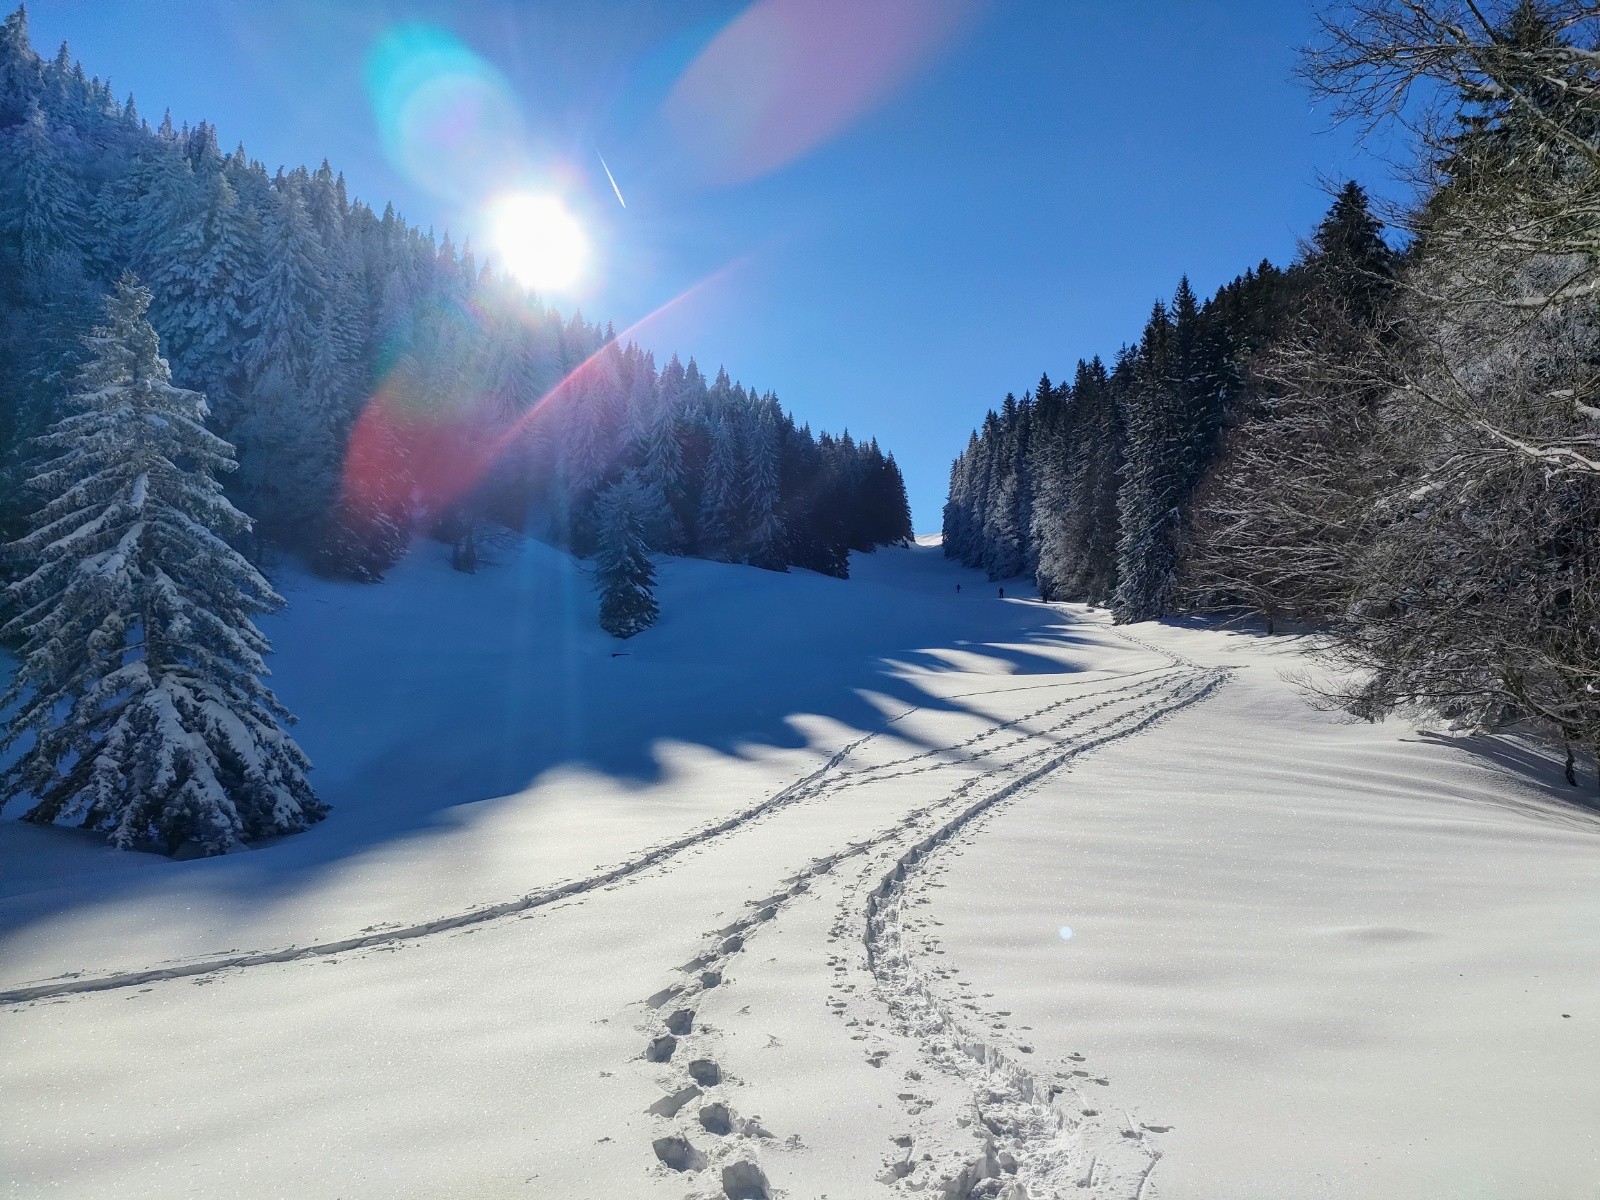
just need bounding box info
[2,540,1596,1198]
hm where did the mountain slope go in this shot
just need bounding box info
[2,542,1596,1198]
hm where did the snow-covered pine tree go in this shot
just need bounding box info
[743,406,786,570]
[1029,375,1074,601]
[635,357,687,552]
[696,409,743,559]
[0,94,94,542]
[124,138,208,360]
[235,180,333,546]
[1113,303,1177,622]
[621,346,659,458]
[0,275,323,854]
[560,339,625,551]
[979,395,1028,580]
[942,432,982,565]
[1,98,86,298]
[1063,356,1122,604]
[593,473,658,638]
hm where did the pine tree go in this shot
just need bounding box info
[696,410,743,559]
[0,276,322,854]
[980,395,1028,580]
[235,181,330,543]
[1113,304,1177,621]
[1110,279,1233,622]
[0,96,94,542]
[1068,356,1123,603]
[0,7,42,126]
[1030,377,1074,601]
[1,98,86,299]
[743,406,787,570]
[593,474,658,638]
[1308,181,1395,321]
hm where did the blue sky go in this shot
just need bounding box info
[27,1,1399,529]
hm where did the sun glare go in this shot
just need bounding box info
[490,192,588,293]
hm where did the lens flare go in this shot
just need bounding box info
[664,0,976,185]
[365,23,532,202]
[489,192,589,293]
[339,257,750,528]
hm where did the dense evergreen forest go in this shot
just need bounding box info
[0,7,912,853]
[0,8,913,592]
[946,0,1600,772]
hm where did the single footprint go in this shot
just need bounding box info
[652,1134,706,1173]
[688,1059,722,1087]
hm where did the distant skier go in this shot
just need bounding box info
[955,583,961,594]
[998,586,1005,599]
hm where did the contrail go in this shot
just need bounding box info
[598,151,626,208]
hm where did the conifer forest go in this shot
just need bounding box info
[945,1,1600,771]
[2,6,1597,1199]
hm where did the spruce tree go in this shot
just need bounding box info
[236,183,331,543]
[0,276,323,854]
[1308,181,1395,321]
[1113,303,1177,621]
[594,473,658,638]
[743,407,787,570]
[1071,356,1123,604]
[1,98,86,298]
[696,411,743,559]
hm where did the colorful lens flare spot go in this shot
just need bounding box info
[489,192,589,293]
[365,23,530,203]
[1058,926,1074,941]
[665,0,975,185]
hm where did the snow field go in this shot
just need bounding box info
[3,542,1596,1199]
[924,619,1600,1199]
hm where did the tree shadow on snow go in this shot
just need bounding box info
[0,543,1121,958]
[1406,730,1600,831]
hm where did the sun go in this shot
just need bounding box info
[489,192,588,293]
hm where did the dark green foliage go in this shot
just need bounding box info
[594,475,658,639]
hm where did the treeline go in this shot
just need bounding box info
[942,233,1329,618]
[0,8,912,853]
[0,8,912,596]
[947,0,1600,769]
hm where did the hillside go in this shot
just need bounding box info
[2,541,1595,1198]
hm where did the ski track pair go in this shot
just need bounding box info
[0,663,1178,1006]
[3,618,1233,1200]
[633,624,1229,1199]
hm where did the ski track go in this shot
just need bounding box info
[0,664,1171,1008]
[632,622,1230,1199]
[8,609,1234,1199]
[861,667,1228,1200]
[0,725,886,1006]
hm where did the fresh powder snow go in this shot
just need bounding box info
[1,541,1596,1198]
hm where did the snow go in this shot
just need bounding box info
[2,541,1596,1197]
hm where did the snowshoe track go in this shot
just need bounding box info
[0,667,1177,1007]
[0,724,885,1005]
[632,626,1229,1197]
[862,666,1227,1198]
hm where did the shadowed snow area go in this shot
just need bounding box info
[0,538,1086,983]
[1,541,1596,1198]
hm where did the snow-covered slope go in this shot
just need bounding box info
[2,542,1595,1198]
[0,538,1053,982]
